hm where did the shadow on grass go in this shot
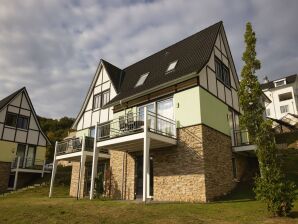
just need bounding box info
[216,182,256,203]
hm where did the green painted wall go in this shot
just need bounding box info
[35,146,46,165]
[76,129,90,138]
[0,140,17,162]
[199,88,230,136]
[174,87,202,128]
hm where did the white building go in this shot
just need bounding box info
[261,74,298,119]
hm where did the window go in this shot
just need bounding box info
[101,90,110,107]
[279,92,293,101]
[266,108,271,117]
[166,60,178,73]
[5,113,18,127]
[280,105,289,114]
[93,94,101,109]
[93,90,110,109]
[89,127,95,138]
[98,122,110,139]
[135,72,149,87]
[232,158,237,179]
[17,115,29,129]
[215,57,230,87]
[274,79,286,87]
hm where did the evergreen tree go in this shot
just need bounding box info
[239,22,296,216]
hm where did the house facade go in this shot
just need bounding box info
[49,21,256,202]
[261,74,298,120]
[0,87,50,192]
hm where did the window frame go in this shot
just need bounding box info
[274,79,286,87]
[135,72,149,87]
[17,115,29,130]
[280,105,289,114]
[215,57,231,87]
[93,93,101,110]
[5,112,18,128]
[166,60,178,73]
[101,89,110,107]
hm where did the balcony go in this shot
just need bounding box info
[96,110,177,151]
[55,136,110,161]
[232,130,257,152]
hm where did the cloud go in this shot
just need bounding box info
[0,0,297,118]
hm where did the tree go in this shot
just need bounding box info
[239,22,296,216]
[38,116,75,161]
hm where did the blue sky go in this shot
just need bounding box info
[0,0,297,118]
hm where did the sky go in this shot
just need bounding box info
[0,0,297,118]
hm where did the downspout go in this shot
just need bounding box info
[121,152,125,200]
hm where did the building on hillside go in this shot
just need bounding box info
[261,74,298,120]
[49,21,258,202]
[0,87,51,192]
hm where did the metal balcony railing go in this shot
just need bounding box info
[96,111,176,141]
[56,136,94,156]
[56,136,109,156]
[233,130,251,147]
[11,157,45,170]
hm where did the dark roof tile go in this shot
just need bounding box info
[105,21,222,106]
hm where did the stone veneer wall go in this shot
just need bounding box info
[107,124,236,202]
[109,150,135,200]
[0,162,10,192]
[70,161,85,197]
[202,125,235,201]
[153,125,206,202]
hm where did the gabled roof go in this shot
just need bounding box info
[261,74,297,90]
[0,87,24,111]
[0,87,51,145]
[105,21,223,107]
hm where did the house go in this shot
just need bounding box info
[49,21,257,202]
[0,87,50,192]
[261,74,298,120]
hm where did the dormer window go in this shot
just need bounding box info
[166,60,178,73]
[274,79,286,87]
[135,72,149,87]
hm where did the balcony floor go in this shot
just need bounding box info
[55,151,110,161]
[97,131,177,152]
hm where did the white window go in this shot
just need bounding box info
[266,108,270,117]
[280,105,289,114]
[93,94,101,109]
[166,60,178,73]
[101,90,110,107]
[274,79,286,87]
[135,72,149,87]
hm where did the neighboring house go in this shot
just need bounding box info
[49,21,257,202]
[0,87,50,192]
[261,74,298,120]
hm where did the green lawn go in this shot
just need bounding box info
[0,185,297,224]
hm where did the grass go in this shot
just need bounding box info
[0,185,297,224]
[0,149,297,224]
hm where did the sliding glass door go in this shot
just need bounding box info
[25,146,36,168]
[157,98,174,135]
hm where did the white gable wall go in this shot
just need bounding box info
[75,64,117,136]
[200,28,240,113]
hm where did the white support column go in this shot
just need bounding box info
[49,141,58,198]
[41,160,46,178]
[13,156,21,191]
[77,136,86,199]
[143,107,150,202]
[90,126,99,200]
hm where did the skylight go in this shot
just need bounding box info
[166,60,178,73]
[135,72,149,87]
